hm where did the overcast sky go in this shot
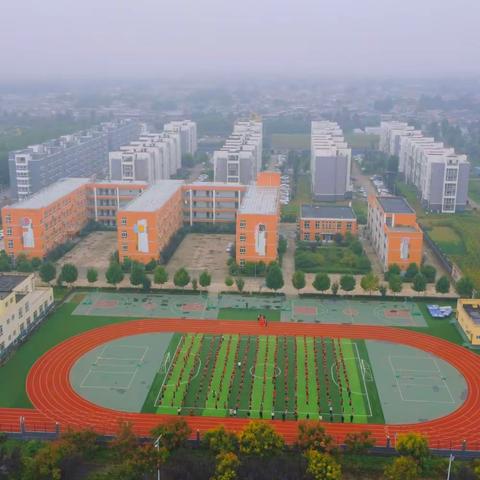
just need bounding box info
[2,0,479,80]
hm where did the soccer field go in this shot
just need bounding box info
[142,333,384,423]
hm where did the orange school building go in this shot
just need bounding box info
[298,205,357,242]
[2,178,90,259]
[235,172,281,265]
[367,195,423,271]
[117,180,184,264]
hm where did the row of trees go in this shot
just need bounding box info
[290,270,451,296]
[2,419,472,480]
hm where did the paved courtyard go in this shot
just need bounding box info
[166,233,234,282]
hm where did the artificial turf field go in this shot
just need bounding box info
[142,332,384,423]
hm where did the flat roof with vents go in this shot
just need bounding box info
[238,186,279,215]
[123,180,184,212]
[377,196,414,214]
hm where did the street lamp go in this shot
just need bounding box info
[154,434,163,480]
[447,453,455,480]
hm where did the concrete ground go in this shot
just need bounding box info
[57,231,117,278]
[166,233,234,283]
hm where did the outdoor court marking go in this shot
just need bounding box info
[388,355,455,404]
[79,344,148,390]
[329,341,373,417]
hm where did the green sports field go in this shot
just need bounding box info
[142,333,384,423]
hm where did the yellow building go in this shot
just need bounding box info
[456,299,480,345]
[0,273,53,356]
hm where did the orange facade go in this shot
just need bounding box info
[2,180,90,259]
[367,195,423,271]
[235,172,280,265]
[117,183,184,264]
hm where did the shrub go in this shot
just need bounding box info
[313,273,330,292]
[174,268,190,288]
[340,274,356,292]
[420,264,436,283]
[203,426,238,454]
[238,421,284,457]
[86,267,98,284]
[344,431,375,454]
[456,277,474,297]
[435,275,450,294]
[384,456,420,480]
[297,421,336,453]
[39,262,56,284]
[304,450,341,480]
[225,276,234,287]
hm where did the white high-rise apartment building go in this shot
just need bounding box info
[109,121,195,183]
[380,121,470,213]
[164,120,197,157]
[213,120,262,185]
[310,121,351,201]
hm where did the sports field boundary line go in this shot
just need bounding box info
[154,335,183,407]
[353,341,373,416]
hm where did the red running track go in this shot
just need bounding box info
[18,319,480,448]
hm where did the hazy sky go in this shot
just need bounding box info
[2,0,480,80]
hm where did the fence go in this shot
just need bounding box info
[422,227,454,276]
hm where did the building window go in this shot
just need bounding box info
[304,233,310,241]
[444,183,456,197]
[121,231,127,239]
[445,168,458,182]
[122,244,128,251]
[240,220,246,229]
[6,227,12,236]
[304,221,310,229]
[121,217,127,225]
[239,235,246,242]
[7,240,13,249]
[315,221,321,229]
[239,247,246,254]
[239,259,245,267]
[346,223,352,230]
[5,214,11,224]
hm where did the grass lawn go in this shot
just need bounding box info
[344,133,379,149]
[0,302,140,408]
[271,133,309,150]
[217,308,280,322]
[281,174,311,219]
[428,225,465,255]
[351,200,368,224]
[469,178,480,204]
[143,333,382,422]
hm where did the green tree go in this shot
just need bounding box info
[111,421,139,460]
[385,263,401,281]
[173,268,190,289]
[141,275,151,290]
[412,273,427,293]
[203,426,238,454]
[344,431,375,454]
[292,271,306,292]
[360,273,379,295]
[297,421,336,453]
[331,282,339,296]
[340,274,356,292]
[225,276,234,287]
[312,273,330,292]
[16,254,33,273]
[211,451,240,480]
[191,278,198,290]
[60,263,78,286]
[106,262,124,288]
[389,274,403,295]
[379,284,387,297]
[151,419,191,452]
[456,277,474,297]
[265,264,284,291]
[278,236,287,257]
[304,450,341,480]
[0,250,12,272]
[395,432,429,465]
[31,257,42,270]
[153,266,168,286]
[130,262,146,286]
[86,267,98,284]
[404,263,419,282]
[238,421,284,457]
[199,270,211,289]
[384,456,420,480]
[39,262,56,284]
[420,265,436,283]
[435,275,450,294]
[235,277,245,293]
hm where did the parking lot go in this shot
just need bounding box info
[166,233,234,282]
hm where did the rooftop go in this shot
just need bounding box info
[377,196,414,214]
[301,205,356,220]
[0,274,28,299]
[238,186,279,215]
[464,304,480,325]
[8,178,90,209]
[122,180,184,212]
